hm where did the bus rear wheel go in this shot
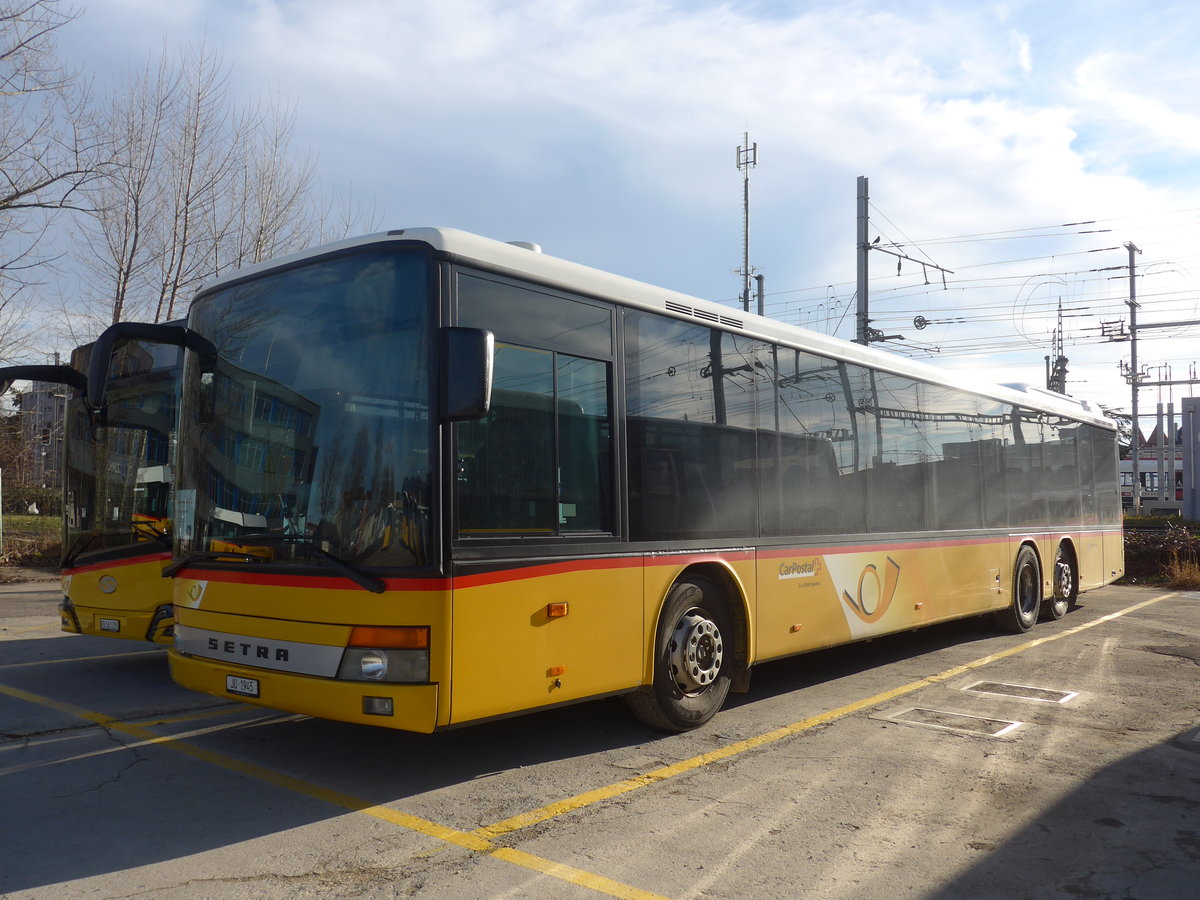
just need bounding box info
[995,545,1041,634]
[1042,543,1077,620]
[627,574,733,732]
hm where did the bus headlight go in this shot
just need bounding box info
[337,648,429,682]
[337,626,430,683]
[358,650,388,680]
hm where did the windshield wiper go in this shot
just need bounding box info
[237,534,386,593]
[161,550,272,577]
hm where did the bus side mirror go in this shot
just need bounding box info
[440,327,493,421]
[87,322,216,411]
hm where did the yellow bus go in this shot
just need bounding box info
[1,344,180,643]
[60,333,185,643]
[93,228,1122,732]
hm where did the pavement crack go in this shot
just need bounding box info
[44,727,150,798]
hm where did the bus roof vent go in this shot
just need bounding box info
[507,241,542,253]
[664,300,744,330]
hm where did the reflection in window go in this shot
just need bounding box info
[63,341,181,566]
[625,313,759,540]
[180,249,432,568]
[456,344,612,535]
[458,274,612,359]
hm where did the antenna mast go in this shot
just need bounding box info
[736,133,757,313]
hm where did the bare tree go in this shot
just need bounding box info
[76,52,174,327]
[224,95,317,268]
[0,0,106,356]
[71,42,378,337]
[152,42,244,323]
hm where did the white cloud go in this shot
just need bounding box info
[1016,32,1032,75]
[1073,52,1200,158]
[44,0,1200,415]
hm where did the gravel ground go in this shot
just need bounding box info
[0,566,59,584]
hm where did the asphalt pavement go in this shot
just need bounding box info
[2,579,1198,899]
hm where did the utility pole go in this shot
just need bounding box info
[1126,241,1142,515]
[855,175,952,345]
[856,176,869,344]
[736,134,757,313]
[1046,297,1068,393]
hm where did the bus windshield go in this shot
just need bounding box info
[64,342,180,567]
[176,248,432,570]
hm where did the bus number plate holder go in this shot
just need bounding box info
[226,675,260,698]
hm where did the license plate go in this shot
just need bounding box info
[99,618,120,632]
[226,675,260,697]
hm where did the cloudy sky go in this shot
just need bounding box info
[57,0,1200,424]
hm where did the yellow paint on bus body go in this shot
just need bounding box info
[60,554,174,644]
[169,573,452,731]
[450,562,644,723]
[165,530,1122,733]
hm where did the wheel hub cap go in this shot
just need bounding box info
[1056,560,1071,598]
[669,610,724,693]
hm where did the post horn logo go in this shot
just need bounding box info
[843,556,901,624]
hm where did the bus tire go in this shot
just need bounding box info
[995,545,1041,634]
[1042,543,1077,620]
[627,574,733,732]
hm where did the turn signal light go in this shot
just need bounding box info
[348,626,428,649]
[547,602,569,618]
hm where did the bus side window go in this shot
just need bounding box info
[639,448,681,536]
[456,345,612,537]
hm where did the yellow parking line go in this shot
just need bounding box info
[0,648,162,670]
[475,591,1178,840]
[0,681,668,899]
[139,706,244,726]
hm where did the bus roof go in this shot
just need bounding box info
[191,227,1114,430]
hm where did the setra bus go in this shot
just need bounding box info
[90,228,1123,732]
[1,331,183,644]
[60,333,183,643]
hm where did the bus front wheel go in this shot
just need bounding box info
[996,545,1041,634]
[627,575,733,732]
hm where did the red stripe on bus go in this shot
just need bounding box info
[172,550,756,592]
[165,533,1119,593]
[172,567,451,592]
[451,555,641,589]
[449,550,763,589]
[63,550,173,576]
